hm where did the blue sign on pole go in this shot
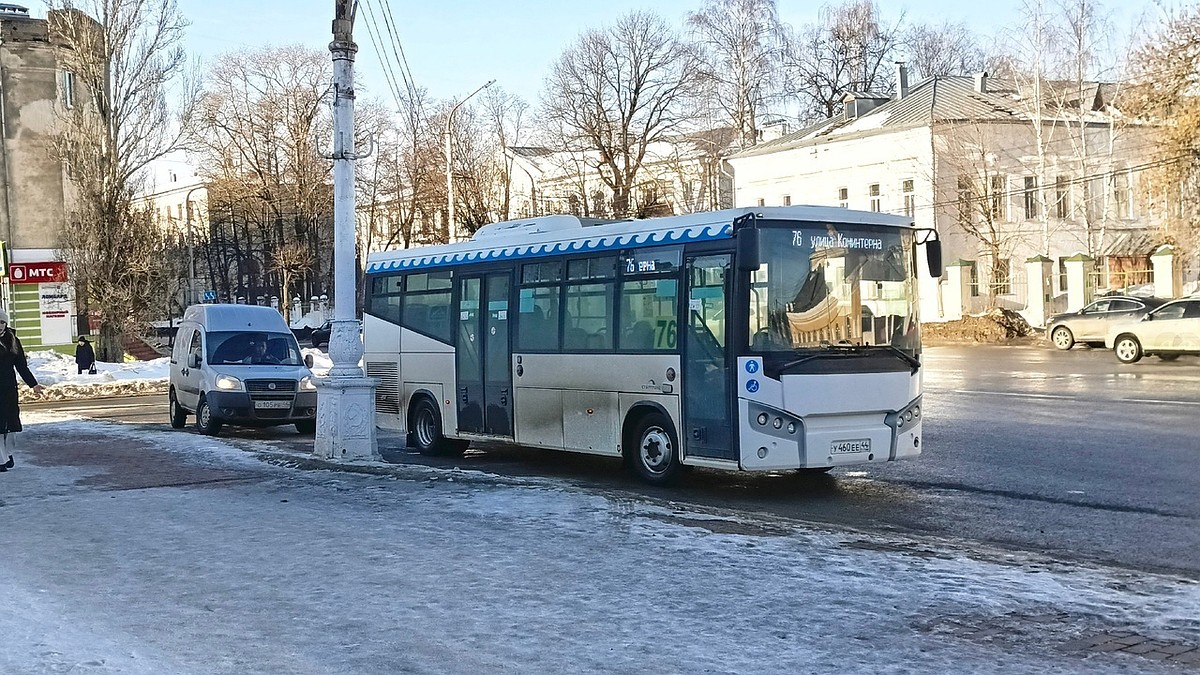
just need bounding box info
[202,290,217,302]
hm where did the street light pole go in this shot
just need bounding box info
[314,0,378,463]
[183,185,204,306]
[445,78,495,242]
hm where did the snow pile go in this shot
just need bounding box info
[18,347,334,403]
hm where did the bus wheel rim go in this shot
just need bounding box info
[417,410,435,447]
[639,426,672,473]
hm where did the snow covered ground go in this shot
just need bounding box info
[0,411,1197,673]
[21,349,333,402]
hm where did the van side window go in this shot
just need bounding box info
[189,330,203,361]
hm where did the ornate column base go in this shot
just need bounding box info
[314,376,379,462]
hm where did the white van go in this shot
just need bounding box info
[169,304,317,436]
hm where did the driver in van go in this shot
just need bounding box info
[244,340,280,365]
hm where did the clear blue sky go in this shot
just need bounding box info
[60,0,1161,108]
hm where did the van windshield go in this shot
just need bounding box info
[206,331,304,366]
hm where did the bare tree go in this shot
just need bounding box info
[936,123,1023,307]
[482,86,529,222]
[189,46,334,306]
[687,0,784,147]
[1129,3,1200,260]
[903,21,986,79]
[781,0,904,120]
[541,11,701,217]
[49,0,195,361]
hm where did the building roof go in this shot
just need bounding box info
[730,75,1117,159]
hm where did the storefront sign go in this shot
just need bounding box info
[10,261,68,284]
[38,281,73,344]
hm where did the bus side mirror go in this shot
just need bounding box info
[736,227,760,271]
[925,240,943,277]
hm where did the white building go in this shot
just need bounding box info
[506,127,738,221]
[727,70,1177,323]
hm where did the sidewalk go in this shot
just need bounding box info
[2,411,1198,674]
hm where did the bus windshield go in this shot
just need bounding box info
[748,223,918,354]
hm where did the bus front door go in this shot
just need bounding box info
[683,254,735,461]
[456,272,514,437]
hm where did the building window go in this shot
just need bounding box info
[782,194,791,206]
[992,257,1011,295]
[902,179,915,217]
[1055,176,1070,219]
[968,261,979,297]
[1057,256,1068,293]
[989,176,1007,222]
[837,187,849,208]
[1112,171,1131,219]
[869,183,881,212]
[60,70,75,109]
[1023,176,1038,219]
[756,198,765,207]
[956,176,973,225]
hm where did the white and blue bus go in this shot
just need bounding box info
[363,206,942,485]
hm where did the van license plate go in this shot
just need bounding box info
[254,400,291,410]
[831,439,870,454]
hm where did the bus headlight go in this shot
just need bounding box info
[214,375,243,391]
[757,413,768,425]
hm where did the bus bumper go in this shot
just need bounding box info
[737,399,920,471]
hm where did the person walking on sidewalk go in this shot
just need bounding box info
[0,308,44,472]
[75,336,96,374]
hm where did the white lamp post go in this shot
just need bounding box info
[315,0,378,462]
[444,78,495,242]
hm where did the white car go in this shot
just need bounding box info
[1105,298,1200,363]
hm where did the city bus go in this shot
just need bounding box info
[362,206,942,485]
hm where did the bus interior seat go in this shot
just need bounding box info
[625,320,654,350]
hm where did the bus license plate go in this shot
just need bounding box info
[831,439,870,454]
[254,400,291,410]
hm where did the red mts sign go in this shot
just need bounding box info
[9,262,68,284]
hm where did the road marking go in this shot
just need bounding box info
[952,390,1074,400]
[932,388,1200,407]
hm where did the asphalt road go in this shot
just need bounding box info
[27,345,1200,578]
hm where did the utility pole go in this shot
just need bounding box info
[315,0,379,462]
[444,78,495,242]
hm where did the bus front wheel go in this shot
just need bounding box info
[627,412,682,486]
[410,398,467,457]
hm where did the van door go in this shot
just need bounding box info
[177,329,204,411]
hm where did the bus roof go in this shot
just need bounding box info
[366,206,914,275]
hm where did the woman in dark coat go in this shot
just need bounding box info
[0,308,45,472]
[75,336,96,374]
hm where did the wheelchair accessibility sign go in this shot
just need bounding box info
[745,379,759,393]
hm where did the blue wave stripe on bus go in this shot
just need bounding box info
[365,223,734,274]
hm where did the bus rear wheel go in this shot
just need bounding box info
[410,398,467,457]
[627,412,682,486]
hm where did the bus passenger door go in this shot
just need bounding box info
[456,277,484,434]
[456,272,514,437]
[683,254,734,461]
[483,272,514,436]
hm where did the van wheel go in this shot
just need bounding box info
[195,397,223,436]
[295,419,316,434]
[409,398,466,456]
[169,389,187,429]
[626,412,682,486]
